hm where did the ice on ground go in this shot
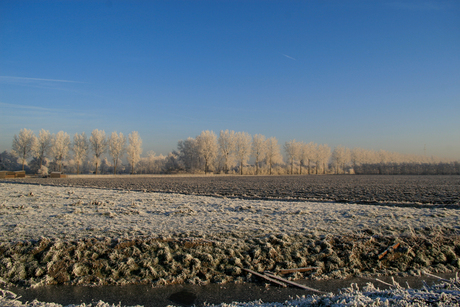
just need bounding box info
[2,277,460,307]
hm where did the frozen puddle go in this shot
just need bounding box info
[1,182,459,242]
[4,273,460,307]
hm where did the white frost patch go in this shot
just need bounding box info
[1,182,459,242]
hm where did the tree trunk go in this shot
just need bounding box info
[22,149,26,171]
[77,162,80,175]
[240,161,243,175]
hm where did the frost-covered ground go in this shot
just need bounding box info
[12,175,460,206]
[0,180,459,306]
[1,182,459,242]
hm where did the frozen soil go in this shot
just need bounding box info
[0,179,459,290]
[9,174,460,206]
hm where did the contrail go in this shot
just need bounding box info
[282,54,296,60]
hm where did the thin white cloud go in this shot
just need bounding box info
[282,54,296,61]
[0,102,91,117]
[0,76,84,83]
[0,102,60,112]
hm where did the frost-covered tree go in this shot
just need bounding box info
[51,131,71,172]
[100,157,111,174]
[284,139,300,174]
[139,151,165,174]
[127,131,143,174]
[235,132,252,175]
[265,137,283,175]
[218,130,236,174]
[34,129,52,168]
[252,134,267,175]
[196,130,217,174]
[90,129,107,175]
[73,132,88,174]
[164,151,181,173]
[12,128,38,171]
[108,131,126,174]
[0,150,22,171]
[318,144,331,174]
[331,145,351,174]
[178,137,199,172]
[300,142,317,175]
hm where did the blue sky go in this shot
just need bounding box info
[1,0,459,160]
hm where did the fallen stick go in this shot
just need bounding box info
[242,268,287,288]
[263,272,326,294]
[279,267,320,274]
[378,242,400,260]
[374,278,394,287]
[422,270,452,283]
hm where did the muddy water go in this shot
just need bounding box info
[10,273,458,307]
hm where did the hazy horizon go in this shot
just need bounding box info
[1,1,459,160]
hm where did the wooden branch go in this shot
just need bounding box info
[422,270,452,283]
[279,267,320,274]
[242,268,287,288]
[263,272,326,294]
[378,242,400,260]
[374,278,394,287]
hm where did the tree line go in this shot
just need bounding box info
[3,128,142,175]
[1,128,459,175]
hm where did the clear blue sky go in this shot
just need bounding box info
[1,0,459,160]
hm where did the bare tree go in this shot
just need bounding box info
[298,142,306,174]
[284,139,300,174]
[332,145,351,174]
[235,132,252,175]
[73,132,88,174]
[12,128,37,171]
[51,131,71,172]
[301,142,317,175]
[251,134,267,175]
[265,137,283,175]
[89,129,107,175]
[318,144,331,174]
[196,130,217,174]
[34,129,52,168]
[218,130,236,174]
[108,131,126,174]
[178,137,199,172]
[127,131,143,174]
